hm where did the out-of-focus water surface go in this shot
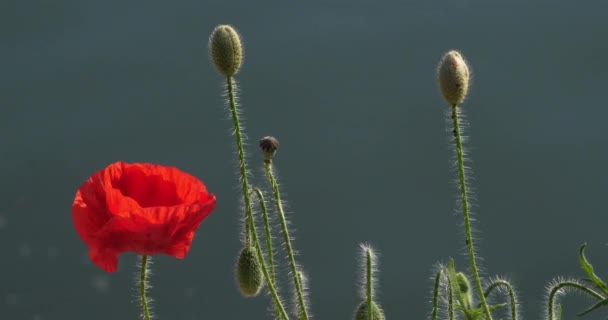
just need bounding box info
[2,1,608,319]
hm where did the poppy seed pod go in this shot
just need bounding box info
[354,301,385,320]
[259,136,280,163]
[209,25,243,77]
[236,246,264,297]
[438,50,470,106]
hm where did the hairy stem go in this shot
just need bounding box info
[547,281,604,320]
[252,188,282,319]
[140,255,151,320]
[265,162,309,320]
[483,279,518,320]
[246,199,290,319]
[451,105,492,320]
[251,188,277,284]
[366,248,373,320]
[226,76,253,246]
[431,269,443,320]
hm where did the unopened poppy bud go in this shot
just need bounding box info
[259,136,280,163]
[438,50,470,106]
[455,272,470,294]
[209,25,243,77]
[236,246,263,297]
[455,272,473,307]
[354,301,385,320]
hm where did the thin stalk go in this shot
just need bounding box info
[447,271,454,320]
[431,269,442,320]
[246,199,290,320]
[265,162,309,320]
[251,188,277,284]
[251,187,282,320]
[547,281,604,320]
[366,248,373,320]
[140,255,151,320]
[226,76,254,246]
[451,105,492,320]
[483,280,518,320]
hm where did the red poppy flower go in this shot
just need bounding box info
[72,161,216,273]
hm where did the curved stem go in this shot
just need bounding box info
[451,105,492,320]
[226,76,253,247]
[366,248,373,320]
[265,162,309,320]
[483,279,518,320]
[251,188,282,319]
[140,255,151,320]
[547,281,604,320]
[246,198,290,320]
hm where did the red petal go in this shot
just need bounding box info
[89,247,119,273]
[72,161,217,272]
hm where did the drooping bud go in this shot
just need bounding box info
[259,136,280,163]
[236,246,264,297]
[354,301,385,320]
[209,25,243,77]
[438,50,470,106]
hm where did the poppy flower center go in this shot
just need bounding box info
[112,168,182,208]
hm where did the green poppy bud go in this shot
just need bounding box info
[354,301,385,320]
[236,246,263,297]
[455,272,470,294]
[209,25,244,77]
[455,272,473,307]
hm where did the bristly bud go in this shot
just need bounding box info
[236,246,264,297]
[354,301,385,320]
[259,136,280,163]
[209,25,243,77]
[455,272,470,294]
[438,50,470,106]
[455,272,473,308]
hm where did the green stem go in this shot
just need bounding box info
[265,162,309,320]
[431,269,442,320]
[451,105,492,320]
[366,248,373,320]
[140,255,151,320]
[547,281,604,320]
[447,271,454,320]
[226,76,254,247]
[246,196,290,320]
[432,266,455,320]
[483,280,518,320]
[251,188,282,320]
[251,188,277,284]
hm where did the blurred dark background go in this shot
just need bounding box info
[1,1,608,319]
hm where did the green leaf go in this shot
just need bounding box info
[579,243,608,295]
[577,297,608,317]
[488,303,506,312]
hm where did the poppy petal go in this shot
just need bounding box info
[89,247,119,273]
[72,161,216,272]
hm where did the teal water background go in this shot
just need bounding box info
[2,1,608,319]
